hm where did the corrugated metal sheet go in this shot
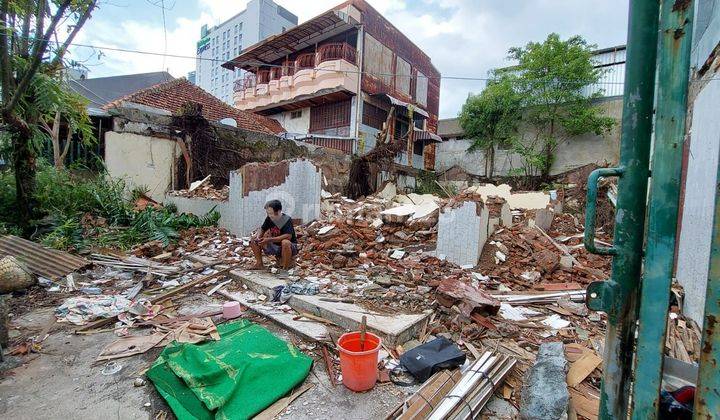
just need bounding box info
[0,235,91,280]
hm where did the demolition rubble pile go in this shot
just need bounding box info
[2,178,703,419]
[167,175,230,200]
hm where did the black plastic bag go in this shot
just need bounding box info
[400,337,466,381]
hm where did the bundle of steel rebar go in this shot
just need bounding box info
[427,352,516,420]
[491,290,586,304]
[387,351,516,420]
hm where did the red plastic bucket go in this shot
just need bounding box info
[337,331,381,392]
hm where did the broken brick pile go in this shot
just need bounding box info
[476,213,613,292]
[169,184,230,200]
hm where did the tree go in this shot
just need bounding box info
[39,81,94,170]
[508,33,615,180]
[458,76,521,178]
[0,0,97,231]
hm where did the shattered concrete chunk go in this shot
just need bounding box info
[520,342,569,420]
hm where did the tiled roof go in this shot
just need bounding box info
[69,71,174,109]
[103,78,285,135]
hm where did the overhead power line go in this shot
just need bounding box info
[13,33,717,84]
[10,33,628,84]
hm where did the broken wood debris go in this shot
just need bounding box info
[91,254,182,276]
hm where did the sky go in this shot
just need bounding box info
[69,0,630,118]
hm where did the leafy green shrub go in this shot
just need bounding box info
[415,170,457,198]
[132,206,220,246]
[2,166,220,250]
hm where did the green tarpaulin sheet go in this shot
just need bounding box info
[147,319,313,420]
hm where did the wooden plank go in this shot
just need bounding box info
[464,341,482,360]
[569,388,599,420]
[321,345,338,386]
[567,350,603,387]
[253,383,313,420]
[398,369,462,420]
[564,343,589,363]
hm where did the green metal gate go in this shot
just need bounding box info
[581,0,720,417]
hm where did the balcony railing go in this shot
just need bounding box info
[318,42,356,65]
[233,79,244,92]
[244,74,256,90]
[295,53,316,71]
[283,60,295,77]
[233,42,358,95]
[257,69,271,84]
[270,67,282,81]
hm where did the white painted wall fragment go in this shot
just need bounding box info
[166,159,321,236]
[676,79,720,325]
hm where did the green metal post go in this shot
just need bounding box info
[631,0,694,417]
[696,145,720,419]
[583,0,659,418]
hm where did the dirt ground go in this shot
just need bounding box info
[0,294,411,420]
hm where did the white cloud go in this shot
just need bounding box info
[69,0,629,117]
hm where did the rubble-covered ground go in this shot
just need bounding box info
[0,177,702,419]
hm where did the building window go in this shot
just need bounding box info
[310,100,351,135]
[394,116,410,140]
[362,101,387,130]
[413,140,425,156]
[282,26,286,32]
[415,71,429,107]
[290,110,302,119]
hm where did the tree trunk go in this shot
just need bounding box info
[542,120,555,181]
[542,141,552,180]
[50,110,62,169]
[12,131,37,235]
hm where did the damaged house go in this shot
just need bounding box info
[223,0,442,189]
[97,77,339,236]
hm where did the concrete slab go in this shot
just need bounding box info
[289,295,431,346]
[229,270,431,345]
[221,290,331,342]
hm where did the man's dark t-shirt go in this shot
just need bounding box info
[261,214,297,243]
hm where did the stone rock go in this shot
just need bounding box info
[374,275,393,287]
[520,342,569,420]
[416,285,432,294]
[0,256,36,294]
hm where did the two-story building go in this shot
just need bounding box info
[222,0,441,173]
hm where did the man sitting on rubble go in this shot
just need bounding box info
[249,199,298,271]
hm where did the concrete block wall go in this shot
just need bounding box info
[436,200,490,267]
[435,97,623,177]
[237,159,321,235]
[105,132,179,201]
[166,159,321,237]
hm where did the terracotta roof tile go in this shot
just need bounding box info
[103,78,285,135]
